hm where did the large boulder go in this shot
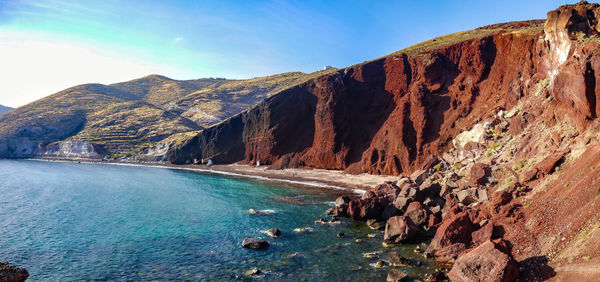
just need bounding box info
[348,197,389,220]
[448,240,519,282]
[384,216,419,243]
[404,202,429,227]
[427,207,476,255]
[0,262,29,282]
[242,238,270,250]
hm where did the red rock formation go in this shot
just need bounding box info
[167,20,548,175]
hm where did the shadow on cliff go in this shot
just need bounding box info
[342,59,398,171]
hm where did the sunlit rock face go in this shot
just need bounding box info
[43,141,104,159]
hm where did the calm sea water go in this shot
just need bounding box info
[0,160,440,281]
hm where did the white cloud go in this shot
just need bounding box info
[0,31,189,108]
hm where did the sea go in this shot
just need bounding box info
[0,159,440,280]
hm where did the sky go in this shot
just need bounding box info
[0,0,585,108]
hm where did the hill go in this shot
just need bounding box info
[0,105,12,115]
[0,70,333,159]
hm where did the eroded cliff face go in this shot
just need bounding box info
[167,21,546,175]
[169,2,600,180]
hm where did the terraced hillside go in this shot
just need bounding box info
[0,70,333,159]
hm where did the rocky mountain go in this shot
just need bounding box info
[0,70,333,159]
[167,2,600,279]
[0,105,12,115]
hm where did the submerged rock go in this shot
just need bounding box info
[0,262,29,282]
[292,227,313,233]
[265,228,281,238]
[387,252,412,266]
[241,238,270,250]
[387,268,408,281]
[245,267,261,276]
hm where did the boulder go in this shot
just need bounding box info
[388,252,413,266]
[387,268,408,282]
[405,202,429,227]
[384,216,419,243]
[448,240,519,282]
[242,238,270,250]
[335,196,352,207]
[0,262,28,282]
[372,181,401,197]
[427,208,476,255]
[434,242,467,263]
[245,267,261,276]
[348,197,389,220]
[470,163,491,186]
[472,222,502,246]
[265,228,281,238]
[410,169,430,186]
[393,196,412,212]
[367,219,386,230]
[457,188,479,205]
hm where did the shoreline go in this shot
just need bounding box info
[23,157,401,195]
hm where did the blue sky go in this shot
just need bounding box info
[0,0,584,107]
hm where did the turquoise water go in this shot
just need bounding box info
[0,160,439,280]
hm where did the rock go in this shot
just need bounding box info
[424,271,448,282]
[387,268,408,281]
[337,232,345,238]
[348,197,389,220]
[367,219,386,230]
[293,227,313,233]
[393,196,412,212]
[434,242,467,263]
[372,182,402,197]
[448,240,519,282]
[470,163,491,186]
[363,251,380,259]
[362,190,377,199]
[411,169,430,186]
[265,227,281,238]
[405,202,429,227]
[477,188,488,202]
[384,216,419,243]
[427,208,476,255]
[245,267,261,276]
[472,222,501,246]
[0,262,28,282]
[457,188,479,205]
[315,218,329,224]
[524,151,568,181]
[335,196,352,207]
[491,190,513,213]
[428,213,441,228]
[388,252,412,266]
[374,260,387,268]
[242,238,270,250]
